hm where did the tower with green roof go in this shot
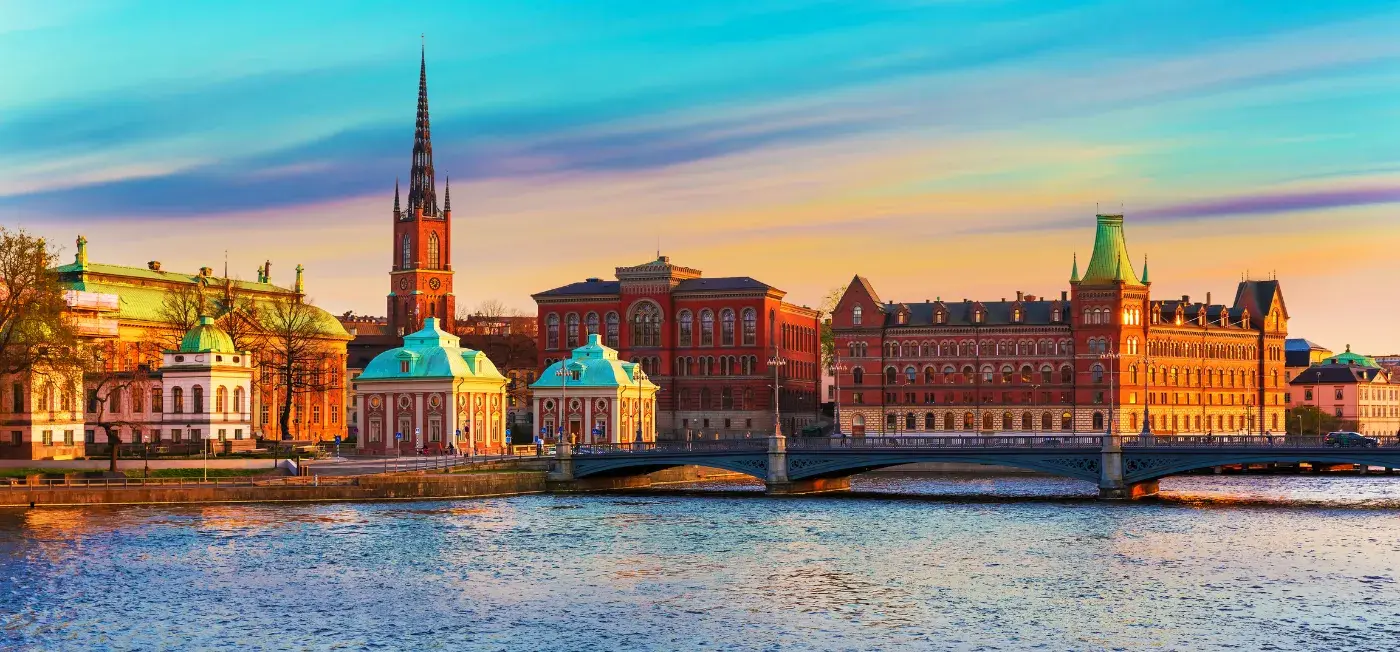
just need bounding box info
[1069,214,1150,437]
[161,315,255,450]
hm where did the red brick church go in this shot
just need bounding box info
[831,214,1289,437]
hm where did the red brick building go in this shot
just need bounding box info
[832,214,1289,437]
[532,256,821,436]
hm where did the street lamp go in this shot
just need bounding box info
[1030,383,1042,440]
[768,355,787,438]
[554,362,574,445]
[831,356,849,438]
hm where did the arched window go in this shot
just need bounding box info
[924,367,936,383]
[721,387,734,410]
[605,312,620,348]
[886,413,898,430]
[905,413,917,430]
[700,387,712,410]
[720,309,736,346]
[699,310,715,346]
[905,366,917,383]
[426,232,440,269]
[963,412,975,430]
[1041,365,1053,383]
[1092,411,1105,430]
[401,234,412,269]
[852,414,865,435]
[1020,365,1032,382]
[546,314,560,349]
[174,388,185,413]
[1042,412,1053,431]
[192,386,204,413]
[1002,412,1013,430]
[630,302,661,347]
[1021,412,1033,430]
[852,305,863,325]
[586,312,600,336]
[566,313,580,348]
[983,412,995,430]
[233,387,244,413]
[1001,365,1013,382]
[852,367,864,384]
[1091,364,1105,384]
[678,311,694,347]
[215,386,227,413]
[1061,366,1073,383]
[945,413,955,430]
[742,308,757,346]
[925,413,936,429]
[1130,365,1139,384]
[885,367,897,384]
[742,388,753,410]
[1061,411,1073,430]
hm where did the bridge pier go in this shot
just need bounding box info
[1099,437,1159,501]
[764,434,849,495]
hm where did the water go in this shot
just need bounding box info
[3,474,1400,651]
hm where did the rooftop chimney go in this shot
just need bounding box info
[1061,291,1068,301]
[1206,292,1212,304]
[1016,291,1024,301]
[147,261,161,271]
[1181,295,1190,303]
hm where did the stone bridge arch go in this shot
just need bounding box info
[572,452,769,481]
[786,451,1102,484]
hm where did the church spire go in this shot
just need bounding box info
[443,176,451,213]
[393,178,401,217]
[406,40,439,218]
[1070,253,1080,284]
[1141,254,1150,284]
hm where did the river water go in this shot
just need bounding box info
[3,474,1399,651]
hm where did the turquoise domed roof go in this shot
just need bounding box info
[179,315,236,353]
[532,334,658,390]
[359,317,504,381]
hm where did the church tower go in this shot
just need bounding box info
[1069,214,1149,434]
[388,45,455,337]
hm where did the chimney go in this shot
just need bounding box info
[147,261,161,271]
[1181,295,1190,303]
[1206,292,1212,304]
[1061,290,1068,301]
[1016,291,1024,301]
[1025,295,1038,302]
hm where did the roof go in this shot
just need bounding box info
[881,299,1067,328]
[1079,215,1143,286]
[850,275,883,307]
[532,280,622,297]
[533,276,775,297]
[1286,338,1328,351]
[531,333,658,390]
[1322,345,1379,369]
[179,316,236,353]
[358,318,505,381]
[1290,363,1389,385]
[1285,350,1314,369]
[1233,280,1287,323]
[55,261,349,339]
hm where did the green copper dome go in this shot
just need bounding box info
[359,317,505,381]
[1080,214,1142,286]
[179,315,236,353]
[532,334,658,390]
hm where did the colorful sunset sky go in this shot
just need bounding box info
[4,1,1399,352]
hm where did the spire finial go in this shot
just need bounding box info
[294,264,305,294]
[1070,252,1080,283]
[75,235,88,266]
[1141,254,1150,284]
[393,177,401,216]
[407,38,438,217]
[443,176,451,213]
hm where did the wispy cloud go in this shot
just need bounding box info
[1140,185,1400,220]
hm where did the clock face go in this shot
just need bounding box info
[398,277,409,291]
[428,277,441,291]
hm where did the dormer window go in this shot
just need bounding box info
[897,312,906,325]
[974,310,984,324]
[1052,308,1061,322]
[935,311,945,324]
[400,361,410,373]
[853,305,863,326]
[1013,308,1022,322]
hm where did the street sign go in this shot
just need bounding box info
[395,432,403,441]
[334,435,342,444]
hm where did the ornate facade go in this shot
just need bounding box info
[531,334,659,444]
[532,256,821,436]
[832,214,1289,437]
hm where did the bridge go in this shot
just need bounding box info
[547,434,1400,499]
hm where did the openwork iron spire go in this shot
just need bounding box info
[443,176,451,213]
[406,42,439,218]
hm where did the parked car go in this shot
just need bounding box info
[1323,432,1380,448]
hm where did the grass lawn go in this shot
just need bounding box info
[0,467,89,478]
[123,468,281,479]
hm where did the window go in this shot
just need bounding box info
[584,312,600,338]
[427,232,440,269]
[721,309,736,346]
[905,367,917,383]
[631,302,662,347]
[546,314,560,349]
[852,305,862,325]
[1061,366,1073,383]
[312,405,322,424]
[63,430,74,446]
[216,386,227,413]
[152,388,163,413]
[885,367,897,384]
[699,309,715,346]
[678,311,693,346]
[192,386,204,413]
[742,308,757,346]
[233,387,244,413]
[10,383,21,413]
[1092,412,1105,430]
[172,387,184,414]
[852,392,864,404]
[41,430,53,446]
[401,234,412,269]
[602,312,620,348]
[852,368,864,384]
[400,360,411,373]
[566,313,580,348]
[1335,388,1344,400]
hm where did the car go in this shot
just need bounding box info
[1323,431,1380,448]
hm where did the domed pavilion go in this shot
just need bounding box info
[160,315,255,451]
[531,334,659,445]
[354,317,509,454]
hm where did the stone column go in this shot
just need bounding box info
[767,432,788,485]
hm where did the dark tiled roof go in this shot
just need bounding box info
[1233,280,1286,324]
[533,280,622,297]
[882,300,1066,327]
[1286,338,1327,351]
[850,275,883,307]
[674,277,773,292]
[1289,364,1388,385]
[1285,350,1314,369]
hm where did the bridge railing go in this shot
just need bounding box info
[571,439,770,455]
[1120,435,1400,448]
[789,435,1104,450]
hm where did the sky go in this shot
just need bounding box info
[3,0,1399,352]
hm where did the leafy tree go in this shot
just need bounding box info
[0,227,78,376]
[1284,405,1357,436]
[818,284,847,374]
[81,341,159,473]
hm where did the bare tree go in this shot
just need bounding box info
[155,283,208,350]
[0,227,78,376]
[819,284,847,373]
[80,341,158,474]
[261,294,339,441]
[460,298,528,320]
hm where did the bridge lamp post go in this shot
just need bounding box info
[831,357,848,438]
[554,362,576,444]
[1098,349,1121,444]
[768,356,787,438]
[1030,384,1042,439]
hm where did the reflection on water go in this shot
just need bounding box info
[3,474,1400,651]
